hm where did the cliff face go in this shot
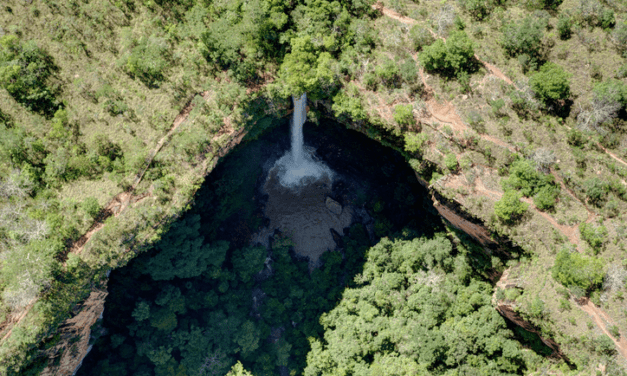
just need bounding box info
[40,287,108,376]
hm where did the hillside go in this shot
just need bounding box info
[0,0,626,375]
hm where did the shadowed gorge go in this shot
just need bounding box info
[76,119,548,376]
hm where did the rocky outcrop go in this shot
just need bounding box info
[325,196,342,216]
[40,287,108,376]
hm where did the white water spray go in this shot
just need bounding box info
[272,93,333,187]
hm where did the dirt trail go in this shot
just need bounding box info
[597,142,627,168]
[375,3,603,251]
[0,92,209,346]
[65,93,207,259]
[373,3,515,88]
[578,298,627,362]
[373,5,627,362]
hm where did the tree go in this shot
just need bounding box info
[132,301,151,322]
[120,33,169,87]
[141,214,228,280]
[421,31,476,78]
[459,0,496,21]
[552,249,605,291]
[501,159,557,198]
[529,62,571,107]
[226,361,254,376]
[394,104,415,128]
[235,321,261,357]
[494,190,528,223]
[232,245,266,283]
[0,35,58,116]
[500,17,545,68]
[304,236,526,375]
[557,15,572,40]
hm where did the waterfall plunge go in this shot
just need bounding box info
[273,93,333,188]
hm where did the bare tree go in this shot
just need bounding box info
[576,95,621,134]
[531,148,556,173]
[433,4,456,36]
[0,170,34,199]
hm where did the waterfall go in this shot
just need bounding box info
[270,93,333,188]
[291,93,306,166]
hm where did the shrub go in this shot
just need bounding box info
[529,62,571,107]
[81,197,101,219]
[524,0,563,10]
[0,35,59,116]
[595,335,616,355]
[557,15,572,40]
[444,153,458,172]
[404,132,428,153]
[375,57,400,88]
[458,0,495,21]
[121,35,169,87]
[363,72,377,90]
[577,0,615,29]
[509,88,539,117]
[608,325,621,339]
[533,184,559,210]
[494,190,529,223]
[593,79,627,107]
[529,296,546,318]
[409,26,435,51]
[467,110,485,132]
[420,31,476,78]
[567,129,584,146]
[584,177,607,206]
[489,98,505,117]
[579,222,607,253]
[552,248,605,291]
[394,104,415,127]
[399,58,419,84]
[612,22,627,57]
[501,17,545,61]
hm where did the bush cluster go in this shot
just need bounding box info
[494,190,529,223]
[501,158,560,210]
[579,222,608,253]
[0,35,59,116]
[500,17,545,69]
[529,62,572,107]
[552,248,605,292]
[458,0,496,21]
[420,30,476,79]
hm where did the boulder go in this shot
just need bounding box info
[325,197,342,216]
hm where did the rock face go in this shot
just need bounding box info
[325,197,342,216]
[495,302,570,362]
[39,287,108,376]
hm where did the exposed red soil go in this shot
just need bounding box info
[577,298,627,362]
[1,91,210,361]
[375,4,627,364]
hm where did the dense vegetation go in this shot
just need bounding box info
[1,0,627,374]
